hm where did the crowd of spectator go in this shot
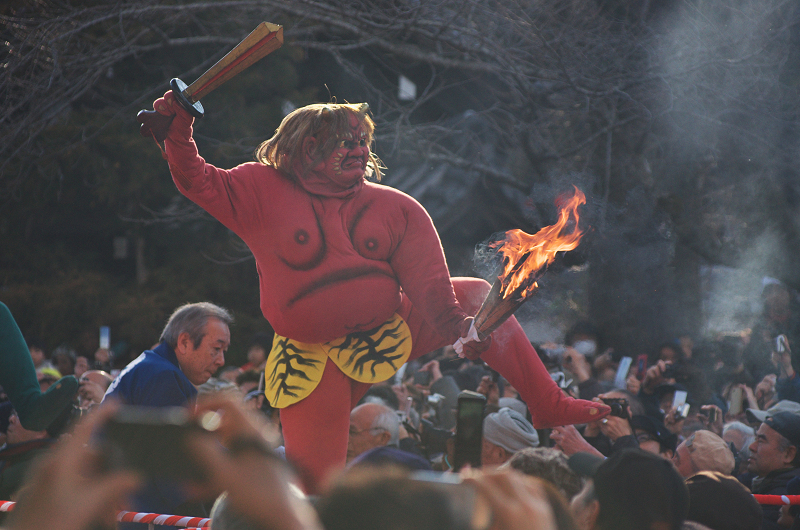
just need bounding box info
[1,280,799,530]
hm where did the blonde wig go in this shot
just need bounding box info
[255,103,383,181]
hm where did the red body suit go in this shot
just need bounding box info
[162,104,608,491]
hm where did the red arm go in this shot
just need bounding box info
[156,92,266,239]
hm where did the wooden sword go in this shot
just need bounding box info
[137,22,283,142]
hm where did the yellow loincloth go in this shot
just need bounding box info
[264,313,412,408]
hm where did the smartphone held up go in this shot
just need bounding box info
[453,391,486,471]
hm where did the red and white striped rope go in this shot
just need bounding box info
[0,501,210,527]
[116,510,210,527]
[753,494,800,505]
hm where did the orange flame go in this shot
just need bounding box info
[492,187,586,299]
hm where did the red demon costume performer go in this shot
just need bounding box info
[151,95,609,491]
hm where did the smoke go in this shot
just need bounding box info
[704,231,788,333]
[647,0,800,333]
[471,233,505,282]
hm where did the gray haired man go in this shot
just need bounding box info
[104,302,232,407]
[102,302,233,526]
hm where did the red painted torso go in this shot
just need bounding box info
[165,123,467,344]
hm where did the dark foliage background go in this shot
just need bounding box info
[2,0,799,365]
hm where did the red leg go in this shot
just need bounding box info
[451,277,609,427]
[280,360,352,494]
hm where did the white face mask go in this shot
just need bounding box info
[572,340,597,357]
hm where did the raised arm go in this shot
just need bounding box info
[151,91,266,238]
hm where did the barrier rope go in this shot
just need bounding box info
[753,494,800,505]
[0,501,210,527]
[117,510,210,527]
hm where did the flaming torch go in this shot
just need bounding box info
[472,187,587,341]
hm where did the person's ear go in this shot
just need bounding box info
[175,332,192,356]
[377,430,391,446]
[497,446,510,463]
[302,136,318,165]
[577,498,600,530]
[784,444,797,467]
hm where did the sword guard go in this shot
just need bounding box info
[170,78,204,119]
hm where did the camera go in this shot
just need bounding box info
[601,397,629,419]
[101,405,220,481]
[661,364,677,380]
[413,370,432,386]
[418,417,453,456]
[700,408,717,424]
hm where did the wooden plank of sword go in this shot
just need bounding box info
[184,22,283,102]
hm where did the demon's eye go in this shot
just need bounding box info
[337,138,368,149]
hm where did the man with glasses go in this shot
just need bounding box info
[347,402,400,463]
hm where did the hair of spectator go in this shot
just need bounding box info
[25,337,44,352]
[160,302,233,349]
[236,369,262,387]
[564,320,602,349]
[658,342,683,362]
[722,422,755,445]
[52,344,76,362]
[611,390,645,417]
[359,384,401,410]
[317,467,461,530]
[503,447,585,500]
[537,478,581,530]
[371,407,400,446]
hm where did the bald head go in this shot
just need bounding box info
[347,403,400,462]
[82,370,113,389]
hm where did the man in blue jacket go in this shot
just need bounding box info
[103,302,232,525]
[105,302,231,406]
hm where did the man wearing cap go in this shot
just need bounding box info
[568,448,689,530]
[746,399,800,425]
[744,411,800,530]
[672,430,735,478]
[481,407,540,467]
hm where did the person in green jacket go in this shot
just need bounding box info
[0,302,77,431]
